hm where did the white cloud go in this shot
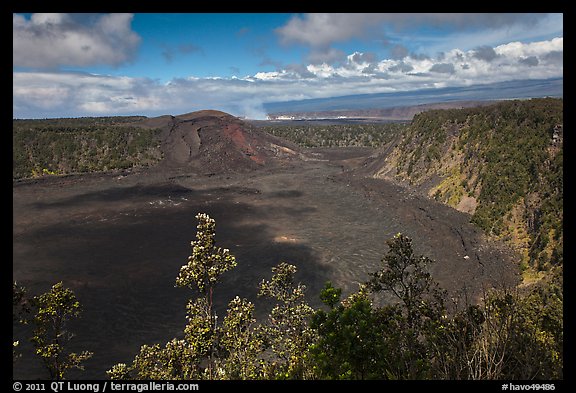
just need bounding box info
[276,13,551,48]
[276,13,384,48]
[276,13,561,64]
[13,72,164,118]
[495,37,563,58]
[30,13,70,25]
[406,14,563,56]
[13,13,141,68]
[13,38,563,119]
[253,71,283,80]
[274,13,562,73]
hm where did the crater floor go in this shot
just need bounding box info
[13,148,518,379]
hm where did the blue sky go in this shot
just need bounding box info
[13,13,563,119]
[101,14,298,81]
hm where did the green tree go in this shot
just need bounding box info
[428,303,486,379]
[218,296,264,379]
[428,270,562,380]
[175,213,237,308]
[310,283,388,379]
[501,271,563,379]
[471,272,563,380]
[258,262,316,379]
[310,234,449,380]
[365,233,447,379]
[30,282,93,380]
[105,218,562,381]
[108,339,196,380]
[174,212,237,379]
[366,233,446,328]
[108,213,255,380]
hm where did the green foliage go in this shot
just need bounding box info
[310,287,388,379]
[127,339,201,380]
[310,233,563,380]
[110,213,241,380]
[13,282,30,325]
[425,267,563,380]
[175,213,237,296]
[365,234,447,379]
[309,234,449,380]
[367,233,446,330]
[258,262,316,379]
[318,281,341,308]
[107,217,318,380]
[390,98,563,270]
[183,297,216,376]
[172,213,239,378]
[494,271,563,379]
[218,296,264,379]
[262,122,407,148]
[13,117,161,179]
[29,282,93,380]
[428,304,487,379]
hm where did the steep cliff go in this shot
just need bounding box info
[364,98,563,270]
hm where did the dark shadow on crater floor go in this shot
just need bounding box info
[13,183,327,379]
[27,183,265,209]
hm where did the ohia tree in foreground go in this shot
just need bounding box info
[30,282,93,380]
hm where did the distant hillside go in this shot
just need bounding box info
[363,98,563,271]
[13,116,162,179]
[263,77,563,115]
[267,100,498,121]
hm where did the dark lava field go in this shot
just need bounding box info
[13,112,519,379]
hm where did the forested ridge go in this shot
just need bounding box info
[371,98,563,273]
[13,116,162,179]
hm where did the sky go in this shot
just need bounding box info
[13,13,563,119]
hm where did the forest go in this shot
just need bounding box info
[13,117,162,179]
[374,98,563,273]
[260,122,408,148]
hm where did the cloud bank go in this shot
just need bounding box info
[275,13,557,63]
[13,37,563,119]
[276,13,546,47]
